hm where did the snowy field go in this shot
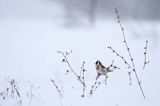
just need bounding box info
[0,0,160,106]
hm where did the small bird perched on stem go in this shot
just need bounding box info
[95,60,113,75]
[95,60,113,85]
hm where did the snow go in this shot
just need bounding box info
[0,0,160,106]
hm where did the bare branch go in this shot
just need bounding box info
[105,74,108,85]
[115,8,146,99]
[128,72,132,85]
[50,79,63,98]
[89,74,101,96]
[0,78,22,106]
[80,61,86,97]
[89,73,106,96]
[107,47,132,85]
[58,51,87,98]
[57,51,85,87]
[108,60,120,71]
[143,40,149,69]
[91,80,105,96]
[107,46,131,69]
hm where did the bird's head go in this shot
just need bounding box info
[95,60,102,70]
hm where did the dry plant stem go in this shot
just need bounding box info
[89,74,100,96]
[58,94,63,106]
[91,80,105,95]
[28,84,33,106]
[10,79,22,105]
[143,40,149,69]
[81,61,86,97]
[33,87,44,103]
[128,72,132,85]
[89,73,107,96]
[104,60,113,85]
[27,84,45,105]
[50,79,63,98]
[89,75,105,96]
[105,74,108,85]
[107,46,131,68]
[115,8,145,99]
[0,79,22,105]
[108,60,120,70]
[108,47,132,85]
[58,51,85,87]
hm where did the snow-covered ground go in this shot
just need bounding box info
[0,0,160,106]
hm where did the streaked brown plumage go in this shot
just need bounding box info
[95,60,112,75]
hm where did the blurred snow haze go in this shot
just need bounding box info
[0,0,160,106]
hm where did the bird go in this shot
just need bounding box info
[95,60,112,76]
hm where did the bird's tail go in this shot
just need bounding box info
[107,68,113,72]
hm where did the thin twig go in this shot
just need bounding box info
[105,74,108,85]
[89,74,100,96]
[50,79,63,98]
[107,47,132,85]
[33,87,45,104]
[57,51,85,87]
[89,74,105,96]
[0,78,22,106]
[10,79,22,105]
[105,60,120,85]
[81,61,86,97]
[107,46,131,69]
[58,93,63,106]
[26,84,45,106]
[115,8,145,99]
[91,80,105,95]
[28,84,33,106]
[143,40,149,69]
[108,60,120,71]
[128,72,132,85]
